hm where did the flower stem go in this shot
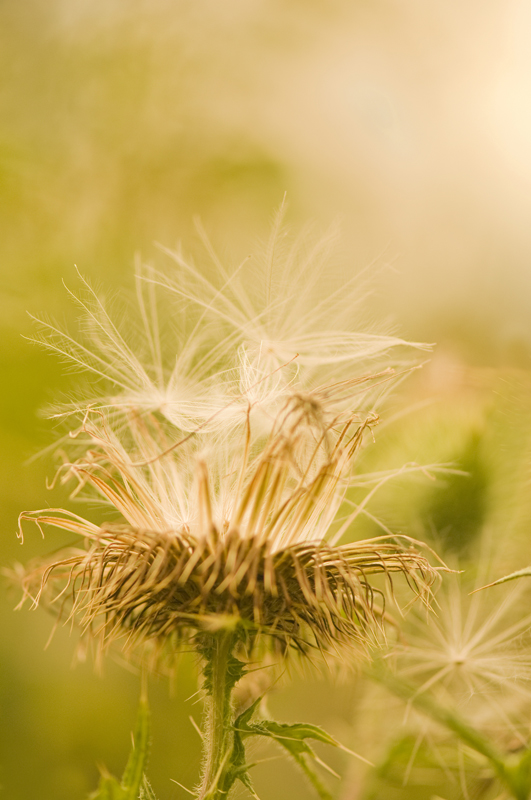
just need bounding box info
[197,631,240,800]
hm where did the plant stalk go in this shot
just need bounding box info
[198,632,238,800]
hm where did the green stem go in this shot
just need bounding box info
[198,632,238,800]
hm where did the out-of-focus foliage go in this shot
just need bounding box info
[423,428,490,556]
[362,733,497,800]
[340,371,531,800]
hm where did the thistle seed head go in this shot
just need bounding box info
[17,221,440,664]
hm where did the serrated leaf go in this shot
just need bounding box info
[253,721,338,749]
[205,700,257,799]
[234,703,336,800]
[250,721,335,799]
[139,776,159,800]
[198,635,247,697]
[474,567,531,591]
[88,699,153,800]
[121,698,151,799]
[234,697,262,734]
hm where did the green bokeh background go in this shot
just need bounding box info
[2,2,531,798]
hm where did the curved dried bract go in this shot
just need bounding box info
[20,525,436,660]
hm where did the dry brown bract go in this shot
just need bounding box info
[19,524,436,659]
[18,393,438,662]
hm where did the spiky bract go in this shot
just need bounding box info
[19,523,435,659]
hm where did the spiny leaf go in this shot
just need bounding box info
[202,702,258,799]
[234,697,261,732]
[227,703,261,798]
[198,635,247,696]
[121,698,151,798]
[473,567,531,592]
[234,701,337,800]
[139,776,159,800]
[88,700,153,800]
[236,700,339,749]
[247,722,335,800]
[249,720,338,749]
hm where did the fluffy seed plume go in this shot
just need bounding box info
[17,218,439,663]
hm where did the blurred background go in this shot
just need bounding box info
[2,1,531,798]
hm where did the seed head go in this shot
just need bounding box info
[17,221,439,664]
[393,575,531,746]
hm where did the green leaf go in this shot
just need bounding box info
[234,697,262,733]
[474,567,531,591]
[234,701,337,800]
[251,720,338,749]
[88,699,154,800]
[197,633,247,697]
[250,721,336,800]
[139,776,159,800]
[121,698,151,799]
[216,699,260,798]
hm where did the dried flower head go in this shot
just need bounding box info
[17,220,440,665]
